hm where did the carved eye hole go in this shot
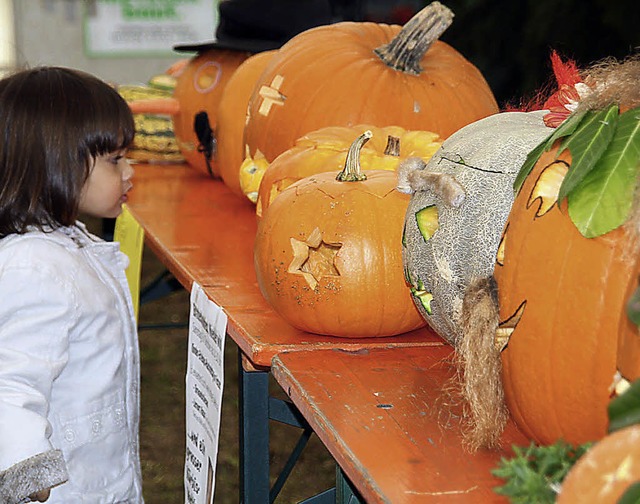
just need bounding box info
[527,160,569,217]
[415,205,439,242]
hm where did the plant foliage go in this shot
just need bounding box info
[492,441,592,503]
[514,106,640,237]
[608,379,640,434]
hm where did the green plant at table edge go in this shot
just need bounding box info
[492,378,640,503]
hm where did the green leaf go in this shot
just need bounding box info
[567,107,640,237]
[617,481,640,504]
[557,104,620,202]
[608,379,640,433]
[514,110,587,194]
[514,140,548,194]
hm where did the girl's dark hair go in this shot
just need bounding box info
[0,66,135,237]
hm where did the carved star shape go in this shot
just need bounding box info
[288,227,341,290]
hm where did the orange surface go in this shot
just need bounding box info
[272,346,529,504]
[126,163,444,366]
[496,148,640,445]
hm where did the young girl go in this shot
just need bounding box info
[0,67,142,503]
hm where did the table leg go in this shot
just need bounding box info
[336,468,362,504]
[239,350,270,503]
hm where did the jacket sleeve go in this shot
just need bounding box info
[0,450,68,504]
[0,263,76,501]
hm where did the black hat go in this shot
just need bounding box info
[173,0,333,53]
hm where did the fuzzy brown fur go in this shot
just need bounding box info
[457,276,507,451]
[578,54,640,112]
[396,156,466,207]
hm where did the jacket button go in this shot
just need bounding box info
[64,429,75,443]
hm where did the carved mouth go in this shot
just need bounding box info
[495,300,526,352]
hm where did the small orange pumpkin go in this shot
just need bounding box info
[253,131,425,337]
[217,50,276,197]
[254,124,441,216]
[172,48,251,177]
[556,424,640,503]
[243,2,498,166]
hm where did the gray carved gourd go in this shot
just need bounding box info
[399,110,551,346]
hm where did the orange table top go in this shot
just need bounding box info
[272,346,529,504]
[126,163,445,367]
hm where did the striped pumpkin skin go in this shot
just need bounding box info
[118,84,184,163]
[127,114,184,163]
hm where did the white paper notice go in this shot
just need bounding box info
[184,282,227,504]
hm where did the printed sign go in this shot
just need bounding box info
[84,0,218,57]
[184,282,227,504]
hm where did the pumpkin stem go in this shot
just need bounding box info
[374,1,454,76]
[336,130,372,182]
[384,135,401,156]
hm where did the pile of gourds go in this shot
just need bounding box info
[128,2,640,500]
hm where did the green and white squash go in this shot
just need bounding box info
[399,110,552,345]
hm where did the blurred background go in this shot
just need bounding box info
[2,0,638,107]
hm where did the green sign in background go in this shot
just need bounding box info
[84,0,217,58]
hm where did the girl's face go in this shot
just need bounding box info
[79,150,134,219]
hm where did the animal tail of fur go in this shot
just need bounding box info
[457,276,508,451]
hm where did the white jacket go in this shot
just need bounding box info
[0,223,143,503]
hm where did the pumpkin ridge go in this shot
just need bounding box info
[564,232,616,440]
[548,236,577,441]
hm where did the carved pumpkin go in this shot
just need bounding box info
[217,50,276,197]
[495,104,640,445]
[243,2,498,166]
[254,124,441,216]
[556,424,640,503]
[254,131,425,337]
[400,111,551,345]
[172,48,251,177]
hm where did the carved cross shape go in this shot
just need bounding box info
[258,75,285,116]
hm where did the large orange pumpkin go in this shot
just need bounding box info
[254,124,441,216]
[495,104,640,445]
[243,2,498,166]
[172,48,251,177]
[217,50,276,197]
[253,131,425,337]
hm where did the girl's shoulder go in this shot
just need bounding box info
[0,227,85,270]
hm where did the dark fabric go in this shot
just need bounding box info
[174,0,333,53]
